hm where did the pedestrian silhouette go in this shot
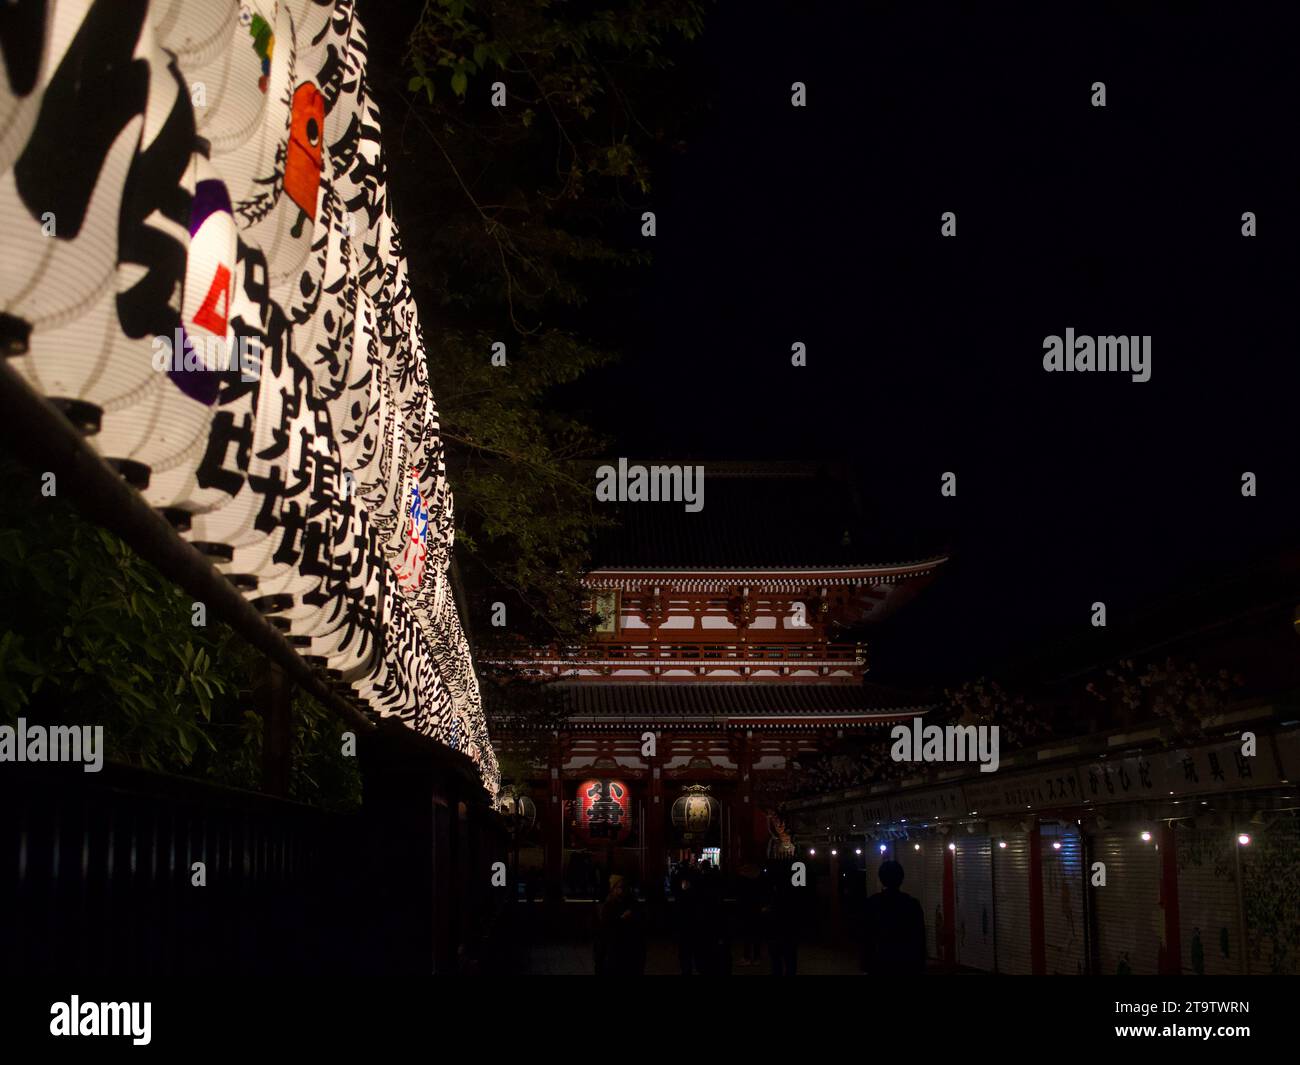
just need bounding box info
[674,863,705,974]
[594,874,645,975]
[860,860,926,976]
[763,866,799,976]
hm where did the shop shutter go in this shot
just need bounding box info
[1240,811,1300,975]
[918,840,946,959]
[993,833,1033,974]
[899,841,926,931]
[953,835,995,972]
[1041,823,1086,975]
[1176,826,1243,975]
[1090,827,1162,975]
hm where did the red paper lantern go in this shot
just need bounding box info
[575,778,631,844]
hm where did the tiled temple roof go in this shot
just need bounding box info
[547,682,930,720]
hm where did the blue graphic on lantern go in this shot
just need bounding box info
[393,467,429,590]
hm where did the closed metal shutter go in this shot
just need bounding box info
[993,833,1033,974]
[1041,823,1086,975]
[953,835,995,972]
[1176,827,1243,975]
[918,840,946,959]
[1090,827,1162,975]
[1241,811,1300,975]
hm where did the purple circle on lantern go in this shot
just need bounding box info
[168,178,236,405]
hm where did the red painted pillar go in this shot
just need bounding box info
[1159,822,1182,974]
[829,846,843,932]
[1029,820,1046,974]
[753,804,770,863]
[942,842,956,971]
[645,739,665,895]
[544,745,563,904]
[739,729,755,863]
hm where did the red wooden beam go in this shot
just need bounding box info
[943,843,957,971]
[1159,822,1182,974]
[1029,819,1046,974]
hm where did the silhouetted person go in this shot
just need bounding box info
[695,864,731,974]
[567,850,587,898]
[675,864,705,974]
[860,860,925,976]
[594,875,645,975]
[764,869,799,976]
[737,866,764,967]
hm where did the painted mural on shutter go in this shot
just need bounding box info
[919,840,946,959]
[1176,826,1243,975]
[1241,811,1300,975]
[1041,822,1086,975]
[992,832,1032,974]
[1090,827,1162,975]
[953,835,994,972]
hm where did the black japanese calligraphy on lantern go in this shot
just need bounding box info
[587,780,626,825]
[13,0,151,237]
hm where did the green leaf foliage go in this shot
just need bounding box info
[0,459,361,810]
[366,0,709,647]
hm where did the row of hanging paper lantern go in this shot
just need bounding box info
[0,0,497,793]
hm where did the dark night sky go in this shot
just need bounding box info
[368,2,1300,686]
[570,1,1300,685]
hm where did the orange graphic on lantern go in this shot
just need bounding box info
[285,82,325,237]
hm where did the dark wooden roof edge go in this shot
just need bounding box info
[586,553,950,576]
[542,682,938,717]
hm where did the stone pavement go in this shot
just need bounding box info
[521,935,865,975]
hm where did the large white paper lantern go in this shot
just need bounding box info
[0,0,499,790]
